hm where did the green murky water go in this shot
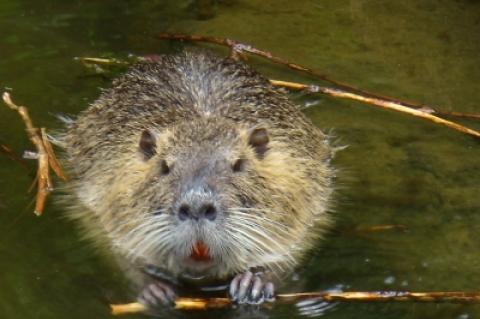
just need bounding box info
[1,1,479,318]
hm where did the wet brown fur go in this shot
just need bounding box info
[60,51,335,282]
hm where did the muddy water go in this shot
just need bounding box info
[1,1,479,318]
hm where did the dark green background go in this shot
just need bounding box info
[1,1,479,318]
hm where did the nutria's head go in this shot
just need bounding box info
[63,54,335,281]
[99,114,329,279]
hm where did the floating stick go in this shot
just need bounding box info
[111,291,480,315]
[0,143,29,170]
[270,79,480,139]
[158,33,480,121]
[2,92,67,215]
[74,56,480,139]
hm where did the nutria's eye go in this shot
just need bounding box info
[139,129,156,160]
[248,128,269,159]
[232,159,246,172]
[160,160,170,175]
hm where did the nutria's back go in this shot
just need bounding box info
[62,51,335,283]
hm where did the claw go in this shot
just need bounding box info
[250,276,263,301]
[264,282,275,302]
[138,280,176,309]
[238,271,253,302]
[229,273,243,301]
[228,271,275,305]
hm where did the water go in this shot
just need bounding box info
[1,1,479,318]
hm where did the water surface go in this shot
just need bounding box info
[1,1,479,318]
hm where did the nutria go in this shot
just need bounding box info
[59,51,335,308]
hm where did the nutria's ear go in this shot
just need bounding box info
[248,128,269,159]
[139,129,156,160]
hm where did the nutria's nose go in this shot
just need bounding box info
[178,203,217,221]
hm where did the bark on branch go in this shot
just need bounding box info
[75,55,480,139]
[2,92,67,215]
[111,291,480,315]
[158,33,480,121]
[270,79,480,139]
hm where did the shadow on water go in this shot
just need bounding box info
[1,0,479,318]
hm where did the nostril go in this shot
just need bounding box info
[178,204,191,221]
[201,204,217,221]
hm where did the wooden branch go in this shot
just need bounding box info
[41,129,67,181]
[279,291,480,303]
[111,291,480,315]
[75,55,165,66]
[2,92,66,215]
[355,224,407,232]
[74,57,131,65]
[0,143,30,170]
[158,33,480,121]
[157,33,369,89]
[438,111,480,120]
[75,55,480,139]
[270,79,480,139]
[111,298,230,315]
[339,224,407,236]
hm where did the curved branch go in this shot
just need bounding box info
[270,80,480,139]
[158,33,480,121]
[2,92,67,215]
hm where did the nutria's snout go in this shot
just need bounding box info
[172,184,223,267]
[174,186,221,222]
[177,199,219,259]
[177,202,218,221]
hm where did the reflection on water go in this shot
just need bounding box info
[1,1,479,319]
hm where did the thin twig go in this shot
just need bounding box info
[354,224,407,232]
[338,224,407,236]
[74,56,480,139]
[111,298,230,315]
[3,93,51,215]
[74,57,480,138]
[0,143,30,170]
[41,129,67,181]
[74,57,131,65]
[157,33,372,89]
[111,291,480,315]
[158,33,480,121]
[438,111,480,120]
[270,79,480,139]
[2,92,65,215]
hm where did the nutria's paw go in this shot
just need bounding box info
[138,280,177,308]
[229,271,275,305]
